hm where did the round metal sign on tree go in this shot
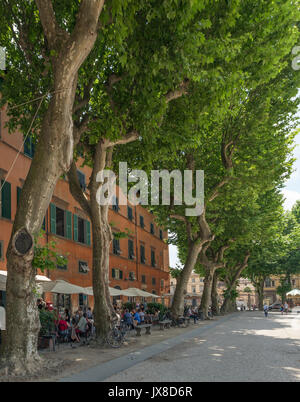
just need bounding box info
[13,228,33,256]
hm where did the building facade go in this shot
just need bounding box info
[0,106,169,311]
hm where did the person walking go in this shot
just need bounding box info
[284,301,289,315]
[263,304,269,317]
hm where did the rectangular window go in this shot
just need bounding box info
[128,239,135,260]
[113,238,121,255]
[161,279,164,289]
[127,206,133,221]
[140,244,145,264]
[73,214,90,245]
[142,275,146,284]
[150,223,154,235]
[159,229,163,240]
[129,271,135,281]
[24,136,35,158]
[1,180,11,220]
[151,249,156,267]
[140,215,144,229]
[152,277,156,286]
[56,206,65,237]
[112,268,123,280]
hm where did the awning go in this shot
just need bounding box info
[120,287,159,298]
[286,289,300,296]
[0,270,51,291]
[84,286,123,297]
[41,279,87,294]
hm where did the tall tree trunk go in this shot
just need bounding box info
[2,0,104,375]
[211,270,220,316]
[257,279,264,311]
[90,196,115,342]
[171,241,202,318]
[200,266,215,319]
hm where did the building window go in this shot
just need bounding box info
[192,278,195,283]
[112,268,123,280]
[78,293,87,308]
[57,262,67,271]
[127,206,133,221]
[142,275,146,284]
[78,260,89,274]
[151,249,156,267]
[24,136,35,158]
[265,278,271,288]
[159,229,163,240]
[150,223,154,235]
[140,215,145,229]
[192,286,196,293]
[272,280,275,287]
[128,239,135,260]
[77,170,86,191]
[1,180,11,220]
[112,196,119,212]
[140,244,146,264]
[0,241,3,260]
[161,279,164,289]
[152,277,156,286]
[129,271,135,281]
[50,204,73,240]
[292,279,296,286]
[113,238,121,255]
[73,214,91,245]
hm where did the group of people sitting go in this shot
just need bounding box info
[37,298,94,346]
[114,304,162,328]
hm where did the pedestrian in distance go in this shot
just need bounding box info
[263,304,269,317]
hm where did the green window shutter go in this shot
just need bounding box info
[66,211,72,240]
[86,220,91,245]
[73,214,78,242]
[112,268,115,278]
[16,186,22,206]
[119,270,123,279]
[1,181,11,219]
[50,203,56,234]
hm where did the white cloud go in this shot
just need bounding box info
[281,189,300,211]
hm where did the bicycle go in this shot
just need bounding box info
[106,320,130,348]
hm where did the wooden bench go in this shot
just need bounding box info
[134,323,152,336]
[158,320,172,330]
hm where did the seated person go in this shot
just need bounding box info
[123,309,133,328]
[58,316,70,338]
[139,309,145,323]
[133,309,141,326]
[77,312,88,338]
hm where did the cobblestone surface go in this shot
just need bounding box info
[105,311,300,382]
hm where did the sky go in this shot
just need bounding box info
[169,129,300,269]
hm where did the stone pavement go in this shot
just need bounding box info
[60,311,300,382]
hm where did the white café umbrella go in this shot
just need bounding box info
[0,270,51,291]
[41,279,87,294]
[120,287,159,298]
[286,289,300,296]
[84,286,123,297]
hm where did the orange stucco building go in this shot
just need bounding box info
[0,106,170,312]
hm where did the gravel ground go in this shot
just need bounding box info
[104,310,300,382]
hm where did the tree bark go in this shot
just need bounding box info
[199,266,215,319]
[171,241,203,318]
[2,1,104,375]
[257,279,264,311]
[211,270,220,316]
